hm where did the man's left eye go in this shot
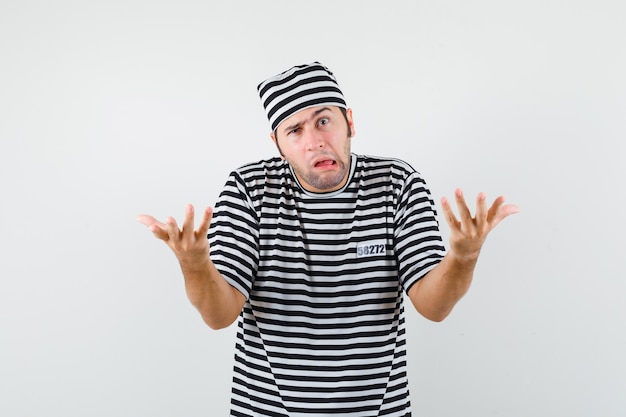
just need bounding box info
[318,118,329,126]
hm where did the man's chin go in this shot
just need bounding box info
[309,173,347,192]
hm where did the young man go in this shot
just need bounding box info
[138,62,519,416]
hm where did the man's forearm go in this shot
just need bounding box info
[408,253,477,322]
[180,259,245,330]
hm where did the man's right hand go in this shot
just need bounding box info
[137,204,245,330]
[137,204,213,269]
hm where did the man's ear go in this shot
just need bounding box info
[346,108,355,138]
[270,132,285,159]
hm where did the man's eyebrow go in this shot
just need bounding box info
[311,107,332,118]
[282,107,333,134]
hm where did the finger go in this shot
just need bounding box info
[164,216,181,240]
[487,196,505,222]
[137,214,170,241]
[492,203,521,228]
[137,214,158,227]
[181,204,195,240]
[454,188,473,224]
[475,192,488,230]
[440,196,460,232]
[488,197,521,228]
[149,224,170,240]
[196,206,214,238]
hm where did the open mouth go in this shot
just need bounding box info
[314,159,336,168]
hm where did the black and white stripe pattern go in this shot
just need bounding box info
[208,154,446,416]
[257,62,347,132]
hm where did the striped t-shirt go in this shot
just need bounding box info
[208,154,446,417]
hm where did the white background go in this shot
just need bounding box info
[1,1,625,416]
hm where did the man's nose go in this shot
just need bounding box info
[305,130,325,150]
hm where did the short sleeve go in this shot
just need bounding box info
[207,172,260,300]
[394,172,446,293]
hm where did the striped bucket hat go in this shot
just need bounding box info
[257,62,347,132]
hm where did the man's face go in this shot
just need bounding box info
[271,106,355,193]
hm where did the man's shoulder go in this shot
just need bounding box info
[355,154,418,175]
[233,156,287,176]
